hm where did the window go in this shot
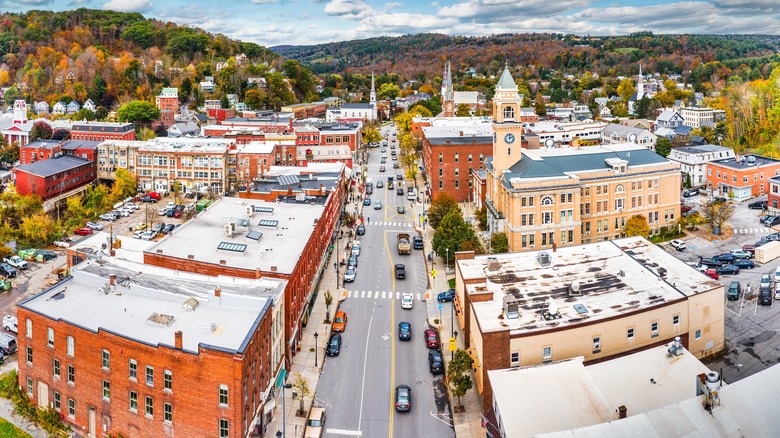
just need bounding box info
[468,154,473,163]
[510,352,520,366]
[454,153,459,163]
[129,360,137,380]
[541,195,554,206]
[53,392,61,411]
[47,327,54,347]
[673,315,680,325]
[542,211,553,224]
[439,168,443,177]
[438,181,443,189]
[615,184,625,193]
[503,106,515,120]
[219,419,229,438]
[26,377,32,395]
[145,396,154,417]
[146,366,154,386]
[130,391,138,411]
[25,319,31,339]
[651,321,659,338]
[627,328,635,340]
[68,399,75,418]
[67,336,74,356]
[219,384,229,406]
[454,168,459,177]
[53,359,60,378]
[542,346,552,362]
[616,198,624,210]
[695,329,702,340]
[438,153,443,164]
[67,365,74,384]
[103,381,111,400]
[592,337,601,353]
[164,403,172,422]
[26,346,32,364]
[102,350,110,369]
[164,370,172,391]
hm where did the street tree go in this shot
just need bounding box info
[447,349,474,410]
[29,121,53,142]
[490,232,509,253]
[679,212,705,231]
[625,215,650,237]
[362,126,382,144]
[172,181,183,204]
[427,192,460,229]
[83,185,112,217]
[433,210,482,264]
[290,372,312,416]
[324,290,333,323]
[110,169,137,203]
[703,201,734,231]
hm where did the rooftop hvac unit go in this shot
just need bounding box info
[503,295,520,319]
[224,222,236,238]
[246,206,254,218]
[537,251,551,267]
[568,281,582,297]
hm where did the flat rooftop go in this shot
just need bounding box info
[672,144,732,154]
[710,154,780,170]
[460,237,720,334]
[20,259,285,354]
[139,137,233,153]
[147,196,326,274]
[489,345,712,438]
[523,120,606,132]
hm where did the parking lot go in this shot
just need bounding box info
[669,193,780,383]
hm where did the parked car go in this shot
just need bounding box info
[683,189,699,198]
[135,223,147,231]
[727,281,741,301]
[132,230,145,239]
[326,333,342,356]
[374,200,382,210]
[699,257,723,267]
[438,289,456,302]
[670,240,686,251]
[716,264,740,275]
[0,263,17,278]
[401,292,413,309]
[347,255,358,268]
[760,273,772,290]
[763,216,780,227]
[351,242,361,257]
[99,213,116,221]
[357,224,365,235]
[305,407,326,438]
[749,200,767,210]
[398,321,412,341]
[734,259,755,269]
[705,269,719,279]
[161,224,176,234]
[140,231,156,240]
[332,311,347,332]
[759,287,773,305]
[363,198,371,206]
[714,253,736,264]
[73,227,94,236]
[680,204,693,214]
[742,244,757,254]
[2,315,17,333]
[2,256,27,270]
[712,196,728,204]
[153,223,166,234]
[344,267,356,283]
[429,350,444,374]
[86,221,103,231]
[424,328,440,349]
[395,385,411,412]
[682,209,698,217]
[730,250,752,259]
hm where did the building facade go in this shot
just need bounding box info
[679,106,726,129]
[705,154,780,200]
[135,138,234,194]
[19,140,61,165]
[96,140,142,181]
[421,124,491,202]
[13,155,96,200]
[668,145,735,188]
[156,87,180,128]
[70,122,136,142]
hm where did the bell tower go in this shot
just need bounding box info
[491,64,523,174]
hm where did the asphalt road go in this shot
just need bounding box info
[315,125,454,438]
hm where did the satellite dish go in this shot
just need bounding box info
[548,299,559,315]
[544,139,555,148]
[628,133,638,143]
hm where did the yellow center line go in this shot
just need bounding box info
[384,220,397,436]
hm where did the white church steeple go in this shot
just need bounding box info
[370,73,377,120]
[637,64,644,99]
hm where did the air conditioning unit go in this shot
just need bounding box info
[246,206,253,217]
[224,222,236,238]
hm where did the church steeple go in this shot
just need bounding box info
[442,61,455,117]
[637,64,644,99]
[370,73,377,119]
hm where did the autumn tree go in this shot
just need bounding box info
[625,215,650,237]
[427,192,460,229]
[244,89,266,110]
[490,232,509,253]
[110,169,138,203]
[703,201,734,231]
[362,126,382,144]
[378,83,400,100]
[18,213,61,247]
[616,78,636,103]
[456,104,471,117]
[29,121,53,142]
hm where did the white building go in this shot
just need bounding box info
[668,144,735,187]
[522,120,607,147]
[680,106,726,129]
[601,123,657,150]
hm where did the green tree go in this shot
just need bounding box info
[433,210,482,264]
[447,349,474,409]
[475,206,487,231]
[110,169,138,203]
[82,184,111,217]
[64,194,90,229]
[28,121,53,142]
[72,108,96,121]
[427,192,460,229]
[220,95,230,109]
[625,215,650,237]
[703,201,734,231]
[490,232,509,253]
[455,104,471,117]
[655,137,672,157]
[121,21,158,48]
[616,78,636,103]
[19,213,61,247]
[244,88,265,110]
[378,83,400,100]
[362,126,382,144]
[3,86,20,103]
[138,127,156,141]
[117,101,160,126]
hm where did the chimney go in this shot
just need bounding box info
[618,405,627,419]
[270,266,278,272]
[215,288,221,297]
[174,331,182,349]
[109,275,116,286]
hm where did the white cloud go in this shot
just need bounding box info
[102,0,153,13]
[324,0,368,16]
[251,0,279,4]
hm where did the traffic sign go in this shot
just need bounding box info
[431,269,437,279]
[449,337,456,352]
[438,302,443,311]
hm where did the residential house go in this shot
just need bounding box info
[215,60,228,72]
[167,121,200,138]
[52,101,67,115]
[668,144,734,187]
[82,99,96,112]
[66,101,80,115]
[156,87,179,127]
[248,78,267,89]
[33,101,49,115]
[655,108,684,132]
[601,123,657,151]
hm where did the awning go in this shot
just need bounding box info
[275,368,287,388]
[263,399,276,415]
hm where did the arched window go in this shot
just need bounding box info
[503,106,515,121]
[541,195,554,206]
[615,184,625,193]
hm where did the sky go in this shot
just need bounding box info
[2,0,780,47]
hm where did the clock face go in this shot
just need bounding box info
[504,133,516,144]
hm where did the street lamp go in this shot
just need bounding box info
[445,248,449,271]
[452,330,459,361]
[314,332,319,367]
[280,382,293,438]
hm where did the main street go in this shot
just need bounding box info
[315,125,454,437]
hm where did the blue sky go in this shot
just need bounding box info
[2,0,780,47]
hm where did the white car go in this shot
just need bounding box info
[351,242,361,257]
[140,231,156,240]
[132,230,145,239]
[125,202,140,210]
[117,209,130,217]
[670,239,686,251]
[344,267,356,283]
[401,293,414,309]
[86,221,103,231]
[159,208,169,216]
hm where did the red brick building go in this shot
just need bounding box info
[17,262,283,438]
[768,176,780,211]
[208,108,236,122]
[13,155,96,200]
[70,122,136,141]
[156,88,179,127]
[19,140,61,165]
[705,154,780,201]
[421,124,492,202]
[60,140,99,162]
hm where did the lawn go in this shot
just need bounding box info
[0,418,32,437]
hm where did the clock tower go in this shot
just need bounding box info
[491,64,523,174]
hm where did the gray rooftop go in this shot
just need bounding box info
[19,259,285,354]
[672,144,732,155]
[710,154,780,170]
[23,140,60,150]
[71,121,134,132]
[14,155,92,177]
[341,103,373,109]
[496,66,517,90]
[460,237,721,334]
[251,171,342,193]
[61,139,100,151]
[147,197,326,274]
[422,125,492,145]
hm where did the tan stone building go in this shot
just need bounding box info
[135,138,235,194]
[453,237,725,411]
[484,66,682,252]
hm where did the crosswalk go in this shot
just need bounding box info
[346,291,423,300]
[365,221,414,228]
[733,228,771,234]
[686,236,715,249]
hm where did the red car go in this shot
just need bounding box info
[424,328,440,349]
[705,269,719,280]
[742,244,756,254]
[74,227,94,236]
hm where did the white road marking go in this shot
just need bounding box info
[375,291,380,298]
[358,313,374,431]
[382,291,386,299]
[396,292,400,299]
[326,429,363,436]
[361,291,366,298]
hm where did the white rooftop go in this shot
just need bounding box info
[489,345,712,438]
[421,124,493,139]
[460,237,720,334]
[524,120,606,133]
[148,197,325,274]
[235,141,277,155]
[139,137,234,153]
[20,259,285,354]
[522,142,659,161]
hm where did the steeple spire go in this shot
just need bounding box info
[370,72,376,104]
[637,64,644,98]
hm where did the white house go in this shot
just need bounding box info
[33,101,49,115]
[668,144,735,187]
[52,101,67,115]
[83,98,96,112]
[601,123,657,150]
[167,121,200,138]
[66,101,80,114]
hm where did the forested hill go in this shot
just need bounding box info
[0,8,280,108]
[273,32,780,81]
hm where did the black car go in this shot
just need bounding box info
[712,196,728,204]
[429,350,444,374]
[749,200,767,210]
[356,224,365,236]
[683,189,698,198]
[0,263,17,278]
[734,259,755,269]
[699,257,723,267]
[763,216,780,227]
[395,385,411,412]
[395,264,406,279]
[716,264,740,275]
[759,288,773,305]
[398,322,411,341]
[413,236,423,249]
[326,333,342,356]
[396,187,404,195]
[161,224,176,234]
[714,253,736,264]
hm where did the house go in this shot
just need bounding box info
[247,77,267,89]
[156,87,179,127]
[215,60,228,72]
[668,144,734,187]
[167,121,200,138]
[656,108,685,131]
[66,101,80,115]
[33,101,49,115]
[235,53,248,66]
[199,80,215,93]
[204,100,221,111]
[1,100,35,146]
[226,94,239,108]
[82,98,96,112]
[52,101,67,115]
[601,123,657,150]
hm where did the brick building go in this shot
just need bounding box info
[17,258,286,438]
[280,102,326,119]
[156,88,179,127]
[454,237,724,411]
[19,140,62,165]
[60,140,99,162]
[705,154,780,201]
[135,138,235,194]
[70,122,136,142]
[234,142,292,189]
[13,155,96,200]
[96,140,142,182]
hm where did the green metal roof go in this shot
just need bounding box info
[496,67,517,90]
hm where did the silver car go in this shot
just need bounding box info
[344,267,356,282]
[86,221,104,231]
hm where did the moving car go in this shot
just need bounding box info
[396,187,404,196]
[398,321,411,341]
[395,385,411,412]
[363,198,371,206]
[438,289,456,302]
[344,267,356,283]
[424,328,440,349]
[413,236,423,249]
[683,189,698,198]
[670,240,686,251]
[86,221,103,231]
[332,311,347,332]
[395,264,406,279]
[376,180,384,188]
[73,227,94,236]
[374,200,382,210]
[397,206,405,214]
[305,407,326,438]
[379,165,386,172]
[727,281,741,301]
[326,333,342,356]
[401,292,413,309]
[429,350,444,374]
[748,200,767,210]
[393,162,400,169]
[356,224,365,236]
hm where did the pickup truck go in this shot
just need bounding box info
[699,257,724,268]
[3,256,28,270]
[397,233,411,255]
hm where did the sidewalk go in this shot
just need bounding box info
[0,359,47,438]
